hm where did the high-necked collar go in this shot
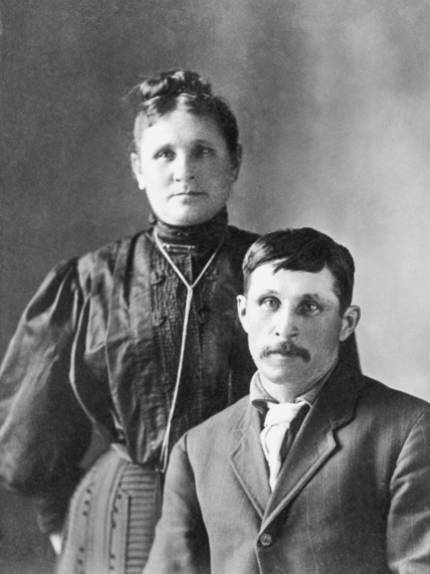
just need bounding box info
[149,208,228,251]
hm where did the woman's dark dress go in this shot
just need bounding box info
[0,212,258,573]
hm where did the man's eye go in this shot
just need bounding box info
[298,301,320,315]
[194,145,213,158]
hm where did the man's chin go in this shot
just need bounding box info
[259,357,338,391]
[262,355,303,374]
[259,366,303,386]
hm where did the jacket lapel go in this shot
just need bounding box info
[261,362,364,530]
[230,403,271,518]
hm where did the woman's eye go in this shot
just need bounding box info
[260,297,280,310]
[154,148,175,160]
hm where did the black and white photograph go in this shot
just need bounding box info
[1,2,430,573]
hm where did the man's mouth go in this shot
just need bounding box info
[262,342,311,363]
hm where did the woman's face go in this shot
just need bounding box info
[131,108,240,226]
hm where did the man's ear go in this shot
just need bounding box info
[339,305,361,341]
[130,152,146,191]
[237,294,249,333]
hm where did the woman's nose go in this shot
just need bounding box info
[173,153,195,182]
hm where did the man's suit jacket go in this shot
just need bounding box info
[144,361,430,574]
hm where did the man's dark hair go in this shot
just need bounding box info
[242,228,355,314]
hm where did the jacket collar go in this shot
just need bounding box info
[229,360,364,527]
[230,403,271,518]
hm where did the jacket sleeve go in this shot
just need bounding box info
[144,434,210,574]
[386,408,430,573]
[0,260,92,534]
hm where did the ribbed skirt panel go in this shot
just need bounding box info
[56,447,162,574]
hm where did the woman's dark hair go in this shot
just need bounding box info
[126,69,240,166]
[242,228,356,314]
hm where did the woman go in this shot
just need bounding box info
[0,70,258,573]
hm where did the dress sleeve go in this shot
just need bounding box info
[0,259,92,533]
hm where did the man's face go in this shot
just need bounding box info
[237,262,359,391]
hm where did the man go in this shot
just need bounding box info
[144,228,430,574]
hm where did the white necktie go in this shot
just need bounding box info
[260,400,307,491]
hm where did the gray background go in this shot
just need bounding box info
[1,1,429,571]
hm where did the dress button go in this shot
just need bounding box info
[259,532,273,547]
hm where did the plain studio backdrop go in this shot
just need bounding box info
[1,1,429,572]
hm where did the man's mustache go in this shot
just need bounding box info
[261,342,311,363]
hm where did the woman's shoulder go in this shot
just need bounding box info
[44,230,150,295]
[76,230,149,277]
[226,225,259,250]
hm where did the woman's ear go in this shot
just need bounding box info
[130,152,146,191]
[339,305,361,342]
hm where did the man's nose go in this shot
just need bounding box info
[274,307,298,339]
[173,153,195,182]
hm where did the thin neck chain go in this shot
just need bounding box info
[153,229,221,290]
[153,229,225,472]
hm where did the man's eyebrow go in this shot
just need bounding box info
[300,293,323,299]
[194,138,213,144]
[299,293,334,304]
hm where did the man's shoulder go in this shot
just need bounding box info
[187,395,250,440]
[357,373,430,429]
[361,374,430,409]
[320,364,430,443]
[332,361,430,415]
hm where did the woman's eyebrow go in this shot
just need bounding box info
[253,288,279,297]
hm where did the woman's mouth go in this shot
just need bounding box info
[170,191,206,198]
